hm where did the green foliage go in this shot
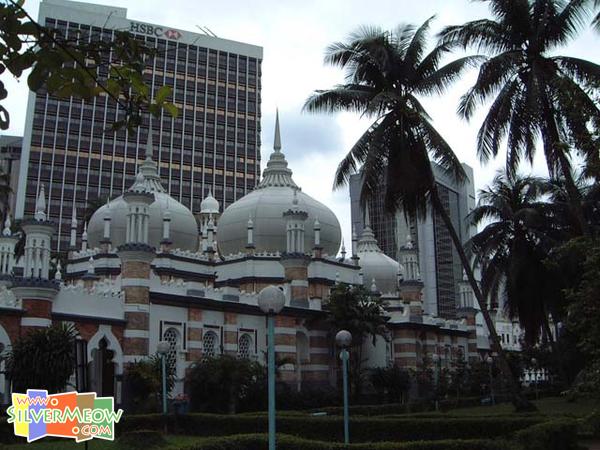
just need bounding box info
[186,355,266,414]
[124,354,175,413]
[326,283,389,398]
[513,419,579,450]
[6,323,76,393]
[117,429,167,450]
[118,413,543,443]
[370,365,411,403]
[0,0,177,131]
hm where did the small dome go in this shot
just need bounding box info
[216,112,341,255]
[87,134,199,251]
[357,218,399,295]
[200,190,220,214]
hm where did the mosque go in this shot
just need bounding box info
[0,114,478,404]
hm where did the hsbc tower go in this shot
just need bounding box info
[16,0,263,251]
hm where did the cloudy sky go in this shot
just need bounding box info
[4,0,599,247]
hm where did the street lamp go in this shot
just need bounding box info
[335,330,352,445]
[486,355,495,405]
[431,353,440,411]
[258,285,286,450]
[157,340,170,415]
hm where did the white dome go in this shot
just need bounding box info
[217,113,341,256]
[200,190,220,214]
[87,135,199,252]
[357,222,399,295]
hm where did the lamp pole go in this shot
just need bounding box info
[258,286,286,450]
[486,355,495,405]
[432,353,440,411]
[157,341,170,416]
[336,330,352,445]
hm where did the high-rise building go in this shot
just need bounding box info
[350,163,476,318]
[15,0,262,251]
[0,135,22,216]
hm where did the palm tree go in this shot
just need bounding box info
[468,172,559,345]
[439,0,600,236]
[304,19,533,409]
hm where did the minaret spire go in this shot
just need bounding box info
[145,130,153,160]
[274,108,282,152]
[34,185,47,221]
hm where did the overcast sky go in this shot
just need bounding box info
[4,0,599,249]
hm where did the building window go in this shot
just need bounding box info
[238,333,252,359]
[163,328,179,371]
[203,330,219,359]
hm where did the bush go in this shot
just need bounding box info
[117,429,166,449]
[118,414,543,443]
[123,355,174,413]
[513,419,579,450]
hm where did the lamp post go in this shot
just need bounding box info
[431,353,440,411]
[258,285,286,450]
[157,341,170,416]
[486,355,495,405]
[335,330,352,445]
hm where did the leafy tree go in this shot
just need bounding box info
[6,323,76,393]
[124,354,175,413]
[370,365,411,403]
[186,354,266,414]
[565,238,600,394]
[439,0,600,236]
[0,0,177,131]
[304,20,532,409]
[326,283,389,399]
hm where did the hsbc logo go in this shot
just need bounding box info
[130,22,182,40]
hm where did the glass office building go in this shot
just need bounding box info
[16,0,263,251]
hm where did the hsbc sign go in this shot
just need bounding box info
[130,22,182,40]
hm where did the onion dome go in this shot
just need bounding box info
[87,133,199,251]
[217,111,341,255]
[356,209,400,295]
[200,189,220,214]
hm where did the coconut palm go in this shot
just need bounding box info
[439,0,600,236]
[304,19,533,409]
[468,172,560,344]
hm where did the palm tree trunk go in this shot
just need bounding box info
[430,186,535,411]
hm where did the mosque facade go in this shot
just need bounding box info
[0,114,479,404]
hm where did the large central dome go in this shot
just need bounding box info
[217,113,341,256]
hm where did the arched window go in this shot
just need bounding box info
[163,328,179,371]
[203,331,219,359]
[238,333,252,359]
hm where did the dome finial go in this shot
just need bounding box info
[274,108,281,152]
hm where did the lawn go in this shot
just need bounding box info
[0,435,200,449]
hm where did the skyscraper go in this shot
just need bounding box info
[0,135,22,216]
[350,163,476,318]
[15,0,262,251]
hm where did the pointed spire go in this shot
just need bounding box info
[3,215,11,236]
[71,206,78,227]
[55,261,62,281]
[146,120,153,160]
[34,185,47,221]
[364,204,371,229]
[87,256,95,275]
[274,108,281,152]
[340,238,346,260]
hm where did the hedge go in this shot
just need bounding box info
[118,414,544,443]
[172,433,514,450]
[513,419,579,450]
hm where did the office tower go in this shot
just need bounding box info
[0,135,22,216]
[350,163,476,318]
[16,0,262,251]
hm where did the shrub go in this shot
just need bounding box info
[117,429,166,449]
[123,355,174,413]
[513,419,579,450]
[118,414,542,443]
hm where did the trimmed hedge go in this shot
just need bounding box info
[118,414,543,443]
[176,434,514,450]
[514,419,579,450]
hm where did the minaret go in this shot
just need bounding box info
[12,185,59,333]
[340,239,347,262]
[205,215,215,260]
[0,215,19,284]
[160,199,172,252]
[283,190,308,254]
[457,269,478,362]
[398,233,424,318]
[81,222,88,251]
[100,200,112,253]
[312,217,322,258]
[69,207,78,254]
[245,215,255,253]
[117,131,157,364]
[351,227,359,266]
